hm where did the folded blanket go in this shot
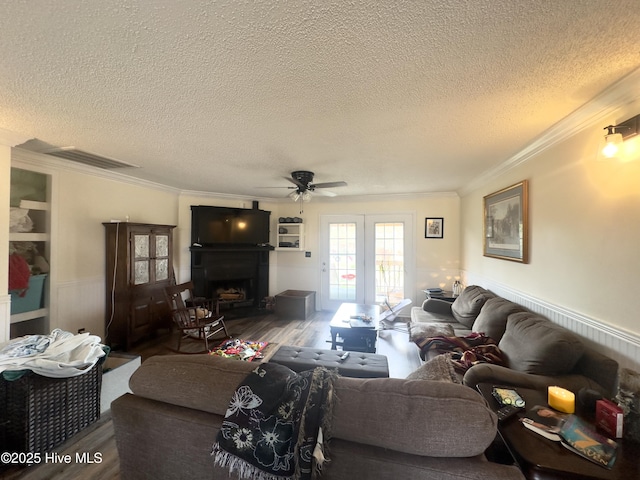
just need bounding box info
[420,332,505,373]
[213,363,336,480]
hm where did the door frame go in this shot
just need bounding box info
[319,213,415,311]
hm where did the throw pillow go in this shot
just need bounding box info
[451,285,496,328]
[472,297,526,343]
[408,322,455,344]
[406,353,460,383]
[499,312,585,375]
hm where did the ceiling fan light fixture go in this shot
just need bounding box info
[302,191,312,202]
[289,191,301,202]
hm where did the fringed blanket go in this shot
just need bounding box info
[420,332,505,373]
[212,363,336,480]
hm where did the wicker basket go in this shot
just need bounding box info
[0,362,102,454]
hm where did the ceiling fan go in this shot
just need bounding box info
[284,170,347,197]
[281,171,347,212]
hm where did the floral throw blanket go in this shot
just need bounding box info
[212,363,336,480]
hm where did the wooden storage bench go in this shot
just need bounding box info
[275,290,316,319]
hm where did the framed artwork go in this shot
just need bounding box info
[425,217,444,238]
[483,180,528,263]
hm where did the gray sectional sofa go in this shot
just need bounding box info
[112,354,525,480]
[410,285,619,397]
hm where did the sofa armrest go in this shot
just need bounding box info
[462,363,615,397]
[421,298,454,315]
[463,364,553,391]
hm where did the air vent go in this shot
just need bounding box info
[44,147,139,169]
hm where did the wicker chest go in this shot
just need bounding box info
[0,362,102,455]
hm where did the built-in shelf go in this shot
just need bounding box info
[19,199,49,211]
[10,308,48,324]
[276,223,305,251]
[9,167,51,337]
[9,232,49,242]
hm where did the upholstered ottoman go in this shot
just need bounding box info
[269,345,389,378]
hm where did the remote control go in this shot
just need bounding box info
[340,352,350,361]
[496,405,520,422]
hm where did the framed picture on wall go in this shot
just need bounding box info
[425,217,444,238]
[483,180,528,263]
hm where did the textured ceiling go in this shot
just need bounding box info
[2,1,640,198]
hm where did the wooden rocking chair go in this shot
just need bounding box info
[164,281,229,353]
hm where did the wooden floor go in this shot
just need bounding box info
[4,309,420,480]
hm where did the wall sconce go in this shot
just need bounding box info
[598,114,639,161]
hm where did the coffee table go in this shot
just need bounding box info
[329,303,379,353]
[477,383,640,480]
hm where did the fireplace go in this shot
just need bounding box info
[190,246,272,314]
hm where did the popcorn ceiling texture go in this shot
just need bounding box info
[1,1,640,196]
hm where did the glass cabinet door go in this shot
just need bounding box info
[154,234,170,282]
[133,234,150,285]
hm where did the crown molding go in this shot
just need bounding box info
[459,67,640,196]
[178,189,459,203]
[11,147,181,195]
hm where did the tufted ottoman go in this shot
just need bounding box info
[269,345,389,378]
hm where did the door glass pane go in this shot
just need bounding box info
[329,223,357,301]
[134,260,149,285]
[134,235,149,258]
[155,259,169,281]
[156,234,169,257]
[374,222,405,305]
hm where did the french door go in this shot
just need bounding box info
[319,214,414,311]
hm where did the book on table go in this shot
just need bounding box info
[519,406,618,469]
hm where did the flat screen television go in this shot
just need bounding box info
[191,206,271,246]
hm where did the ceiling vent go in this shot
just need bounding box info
[43,147,140,169]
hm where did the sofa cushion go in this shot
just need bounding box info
[408,321,454,344]
[406,353,460,383]
[499,312,585,375]
[472,297,526,342]
[451,285,495,328]
[129,354,256,415]
[331,376,498,457]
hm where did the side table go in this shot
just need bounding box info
[476,383,640,480]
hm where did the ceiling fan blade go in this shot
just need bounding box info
[313,189,338,197]
[284,176,306,188]
[312,181,347,189]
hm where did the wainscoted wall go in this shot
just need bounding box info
[467,275,640,374]
[55,277,105,339]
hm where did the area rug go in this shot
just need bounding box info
[210,339,268,361]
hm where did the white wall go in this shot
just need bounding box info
[0,145,11,342]
[460,96,640,371]
[176,192,460,312]
[10,150,181,339]
[270,194,460,308]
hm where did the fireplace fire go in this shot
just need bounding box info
[217,286,245,301]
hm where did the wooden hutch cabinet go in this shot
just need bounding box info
[103,222,176,350]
